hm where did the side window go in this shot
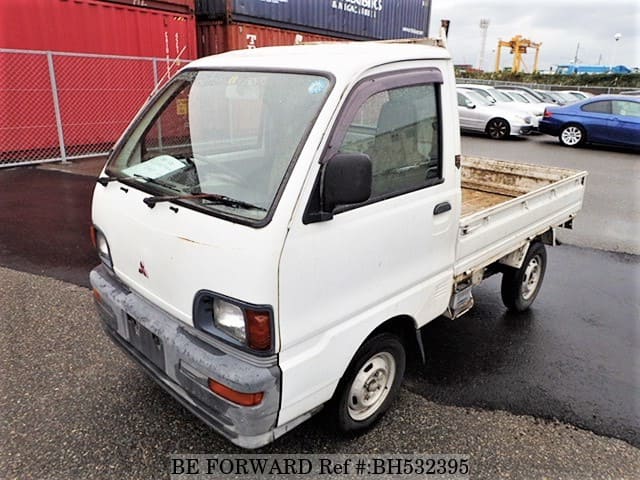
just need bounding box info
[337,84,441,199]
[612,100,640,118]
[581,101,611,114]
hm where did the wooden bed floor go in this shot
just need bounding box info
[461,187,512,217]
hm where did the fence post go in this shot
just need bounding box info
[151,58,164,149]
[46,52,67,163]
[152,58,159,87]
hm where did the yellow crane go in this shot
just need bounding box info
[495,35,542,73]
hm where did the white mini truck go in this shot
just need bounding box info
[90,39,587,448]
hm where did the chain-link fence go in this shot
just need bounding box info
[0,48,191,168]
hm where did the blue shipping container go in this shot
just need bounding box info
[196,0,430,40]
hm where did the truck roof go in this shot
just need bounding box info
[186,42,451,79]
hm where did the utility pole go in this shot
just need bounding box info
[611,33,622,68]
[478,18,490,71]
[573,42,580,64]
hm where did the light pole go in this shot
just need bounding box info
[478,19,490,72]
[611,33,622,71]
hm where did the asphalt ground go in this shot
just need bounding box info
[1,267,639,480]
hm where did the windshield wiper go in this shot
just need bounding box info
[132,173,179,192]
[143,192,266,211]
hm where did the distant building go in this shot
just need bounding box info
[555,64,632,74]
[455,64,484,74]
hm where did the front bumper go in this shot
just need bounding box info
[518,125,535,135]
[90,265,282,449]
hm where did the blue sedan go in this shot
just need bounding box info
[539,95,640,148]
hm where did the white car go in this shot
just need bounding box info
[560,90,594,101]
[499,89,555,124]
[458,84,539,125]
[457,88,535,139]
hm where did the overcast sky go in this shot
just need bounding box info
[428,0,639,72]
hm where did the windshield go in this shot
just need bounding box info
[467,88,496,104]
[520,91,540,103]
[107,70,332,222]
[462,89,492,106]
[490,89,513,102]
[508,91,530,103]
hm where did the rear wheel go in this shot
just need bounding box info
[501,242,547,312]
[559,124,585,147]
[486,118,510,139]
[331,333,405,433]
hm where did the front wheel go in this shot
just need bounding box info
[501,242,547,312]
[486,118,510,139]
[331,333,406,433]
[559,124,585,147]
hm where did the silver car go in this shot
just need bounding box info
[500,89,555,125]
[458,84,540,125]
[457,89,535,139]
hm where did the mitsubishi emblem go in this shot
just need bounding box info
[138,261,149,278]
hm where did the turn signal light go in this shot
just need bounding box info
[208,379,264,406]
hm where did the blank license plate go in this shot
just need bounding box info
[126,315,165,371]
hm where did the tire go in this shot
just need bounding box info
[331,333,406,433]
[486,118,510,139]
[501,242,547,312]
[559,124,585,147]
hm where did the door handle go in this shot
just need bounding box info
[433,201,451,215]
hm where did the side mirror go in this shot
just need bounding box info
[466,100,476,109]
[322,152,372,215]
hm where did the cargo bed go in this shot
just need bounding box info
[455,156,587,279]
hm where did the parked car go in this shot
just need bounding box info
[499,89,555,122]
[457,88,535,139]
[561,90,594,101]
[536,90,578,105]
[539,95,640,148]
[494,85,547,102]
[458,84,539,122]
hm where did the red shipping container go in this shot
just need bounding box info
[0,0,197,58]
[197,21,342,58]
[101,0,194,14]
[0,0,198,159]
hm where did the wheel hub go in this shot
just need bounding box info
[348,353,396,420]
[521,256,541,300]
[562,126,582,145]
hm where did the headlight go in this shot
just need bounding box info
[194,293,274,353]
[524,116,533,124]
[213,298,246,342]
[91,226,113,269]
